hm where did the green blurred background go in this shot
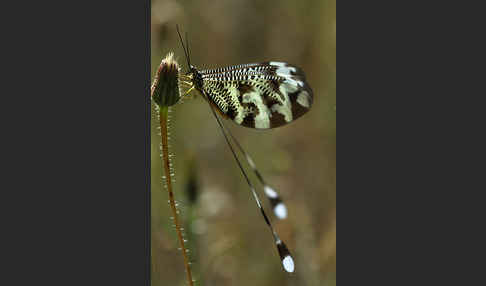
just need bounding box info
[151,0,335,285]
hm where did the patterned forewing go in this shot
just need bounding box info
[200,62,313,129]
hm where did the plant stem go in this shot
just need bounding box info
[158,106,194,286]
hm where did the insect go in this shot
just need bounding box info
[179,47,313,130]
[174,26,314,273]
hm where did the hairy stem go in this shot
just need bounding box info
[158,106,194,286]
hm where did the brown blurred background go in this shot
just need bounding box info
[151,0,335,285]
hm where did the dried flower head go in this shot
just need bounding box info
[151,52,181,107]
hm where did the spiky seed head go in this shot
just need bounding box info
[151,52,181,107]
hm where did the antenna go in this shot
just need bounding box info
[185,31,191,68]
[175,24,191,70]
[206,98,295,273]
[219,118,288,220]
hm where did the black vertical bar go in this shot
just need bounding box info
[144,0,152,284]
[3,0,151,284]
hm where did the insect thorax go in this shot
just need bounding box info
[190,66,204,91]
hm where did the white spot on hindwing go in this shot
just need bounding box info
[282,256,295,273]
[274,203,288,219]
[264,186,278,198]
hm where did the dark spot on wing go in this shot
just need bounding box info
[288,88,312,120]
[269,79,285,101]
[226,106,237,120]
[289,66,306,77]
[262,92,281,107]
[269,79,281,93]
[269,111,287,128]
[238,83,254,95]
[242,113,256,128]
[242,102,258,115]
